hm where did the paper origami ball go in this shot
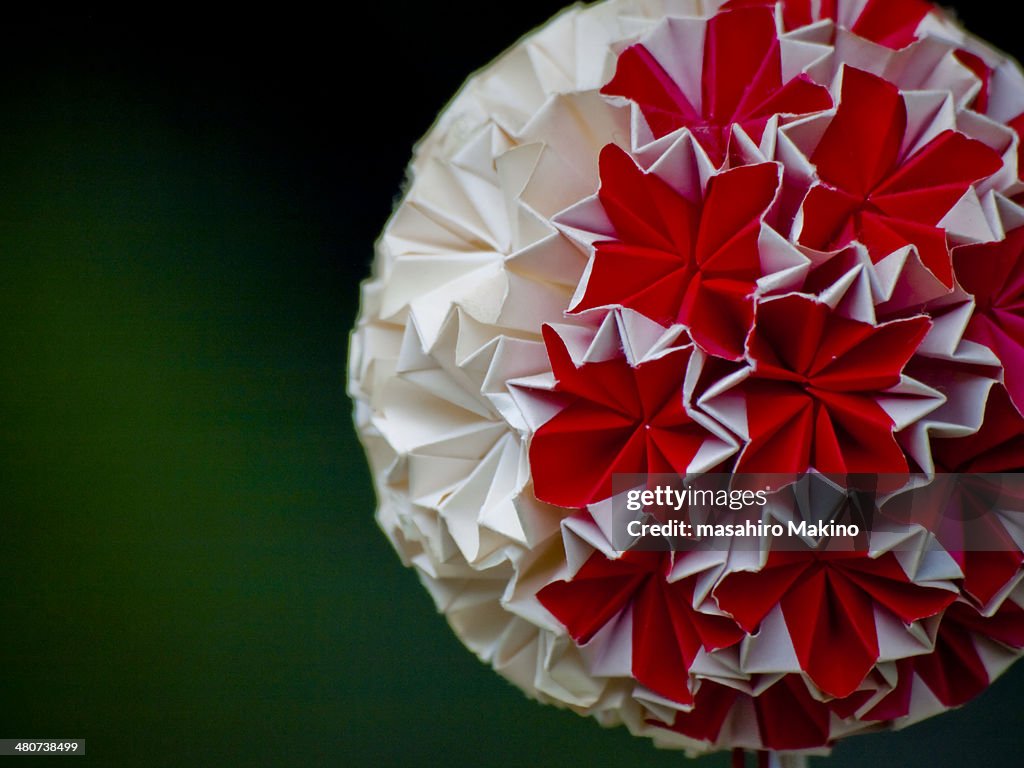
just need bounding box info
[349,0,1024,756]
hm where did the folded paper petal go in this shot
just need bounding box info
[849,0,933,49]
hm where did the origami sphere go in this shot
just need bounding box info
[350,0,1024,756]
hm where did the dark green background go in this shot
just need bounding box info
[1,7,1021,767]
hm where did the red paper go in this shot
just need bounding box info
[850,0,932,49]
[714,550,955,697]
[799,67,1002,287]
[955,49,991,113]
[529,325,716,508]
[867,600,1024,715]
[722,0,827,31]
[737,294,930,474]
[575,145,781,360]
[661,676,832,749]
[954,230,1024,415]
[538,551,744,704]
[932,386,1024,472]
[722,0,931,48]
[602,6,831,166]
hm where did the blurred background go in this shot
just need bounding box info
[1,5,1022,766]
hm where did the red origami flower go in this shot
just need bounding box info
[537,551,744,704]
[798,67,1002,287]
[573,145,780,360]
[881,478,1023,609]
[925,386,1024,606]
[860,598,1024,721]
[713,550,956,697]
[529,325,718,508]
[661,676,832,750]
[602,5,832,166]
[915,600,1024,707]
[932,386,1024,473]
[735,293,930,474]
[954,228,1024,414]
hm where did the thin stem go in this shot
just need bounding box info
[732,750,811,768]
[768,753,810,768]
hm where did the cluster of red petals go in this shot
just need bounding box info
[602,6,832,166]
[526,0,1024,751]
[534,10,1020,487]
[713,549,955,697]
[798,67,1002,287]
[913,600,1024,707]
[604,0,937,168]
[926,386,1024,606]
[537,551,744,704]
[540,544,1024,748]
[954,229,1024,412]
[664,676,831,750]
[853,599,1024,722]
[738,294,930,474]
[575,145,780,359]
[529,326,714,509]
[931,385,1024,474]
[883,475,1024,608]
